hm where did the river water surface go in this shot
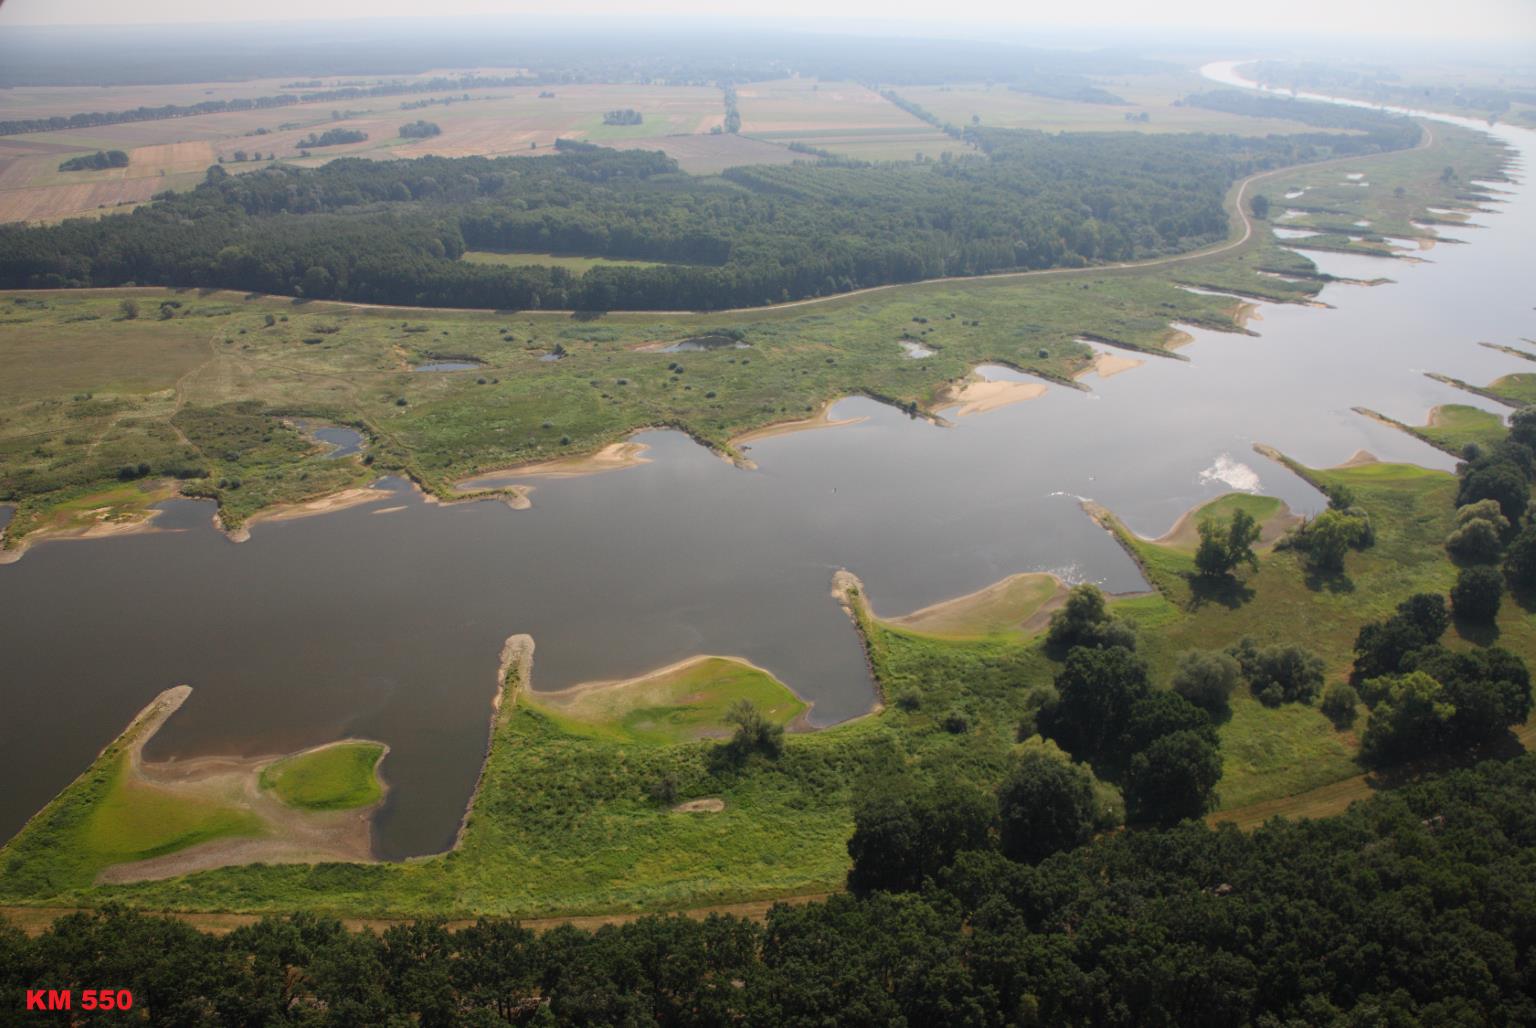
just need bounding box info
[1,75,1532,861]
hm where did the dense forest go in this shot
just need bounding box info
[0,102,1418,312]
[6,752,1536,1025]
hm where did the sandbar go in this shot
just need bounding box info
[732,402,867,447]
[936,372,1048,416]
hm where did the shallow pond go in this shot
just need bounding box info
[414,361,482,372]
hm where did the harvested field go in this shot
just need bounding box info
[736,78,966,161]
[609,133,800,173]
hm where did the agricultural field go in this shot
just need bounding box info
[900,73,1356,136]
[0,79,747,221]
[736,78,967,161]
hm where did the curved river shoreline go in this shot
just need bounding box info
[1,68,1533,862]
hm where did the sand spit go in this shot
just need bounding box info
[95,687,385,884]
[1082,352,1145,379]
[461,441,652,487]
[886,571,1068,638]
[732,402,867,448]
[531,653,792,711]
[447,634,534,852]
[0,510,168,564]
[222,486,388,543]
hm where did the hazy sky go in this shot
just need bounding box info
[3,0,1534,40]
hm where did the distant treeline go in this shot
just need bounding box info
[880,89,966,140]
[1183,89,1424,149]
[1,102,1418,312]
[601,108,642,126]
[1008,75,1126,105]
[0,75,529,137]
[297,128,368,148]
[6,753,1536,1024]
[1247,60,1536,117]
[57,149,128,172]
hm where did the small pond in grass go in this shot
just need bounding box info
[414,360,483,372]
[656,336,751,352]
[1,87,1533,862]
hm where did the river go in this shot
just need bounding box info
[0,66,1531,861]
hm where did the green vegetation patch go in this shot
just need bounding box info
[259,741,387,811]
[1489,372,1536,407]
[0,729,262,898]
[1422,404,1509,454]
[533,657,806,746]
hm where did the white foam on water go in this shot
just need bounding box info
[1199,454,1262,493]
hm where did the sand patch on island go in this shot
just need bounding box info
[1085,352,1144,379]
[936,373,1048,416]
[1336,449,1380,468]
[672,798,726,813]
[94,687,385,884]
[732,403,868,448]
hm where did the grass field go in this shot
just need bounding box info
[259,742,386,811]
[882,572,1061,639]
[1422,404,1510,453]
[533,657,807,746]
[1489,373,1536,406]
[0,702,263,897]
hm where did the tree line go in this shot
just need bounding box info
[0,111,1418,312]
[57,150,128,172]
[6,751,1536,1025]
[0,75,534,137]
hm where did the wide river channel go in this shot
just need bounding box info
[1,69,1533,860]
